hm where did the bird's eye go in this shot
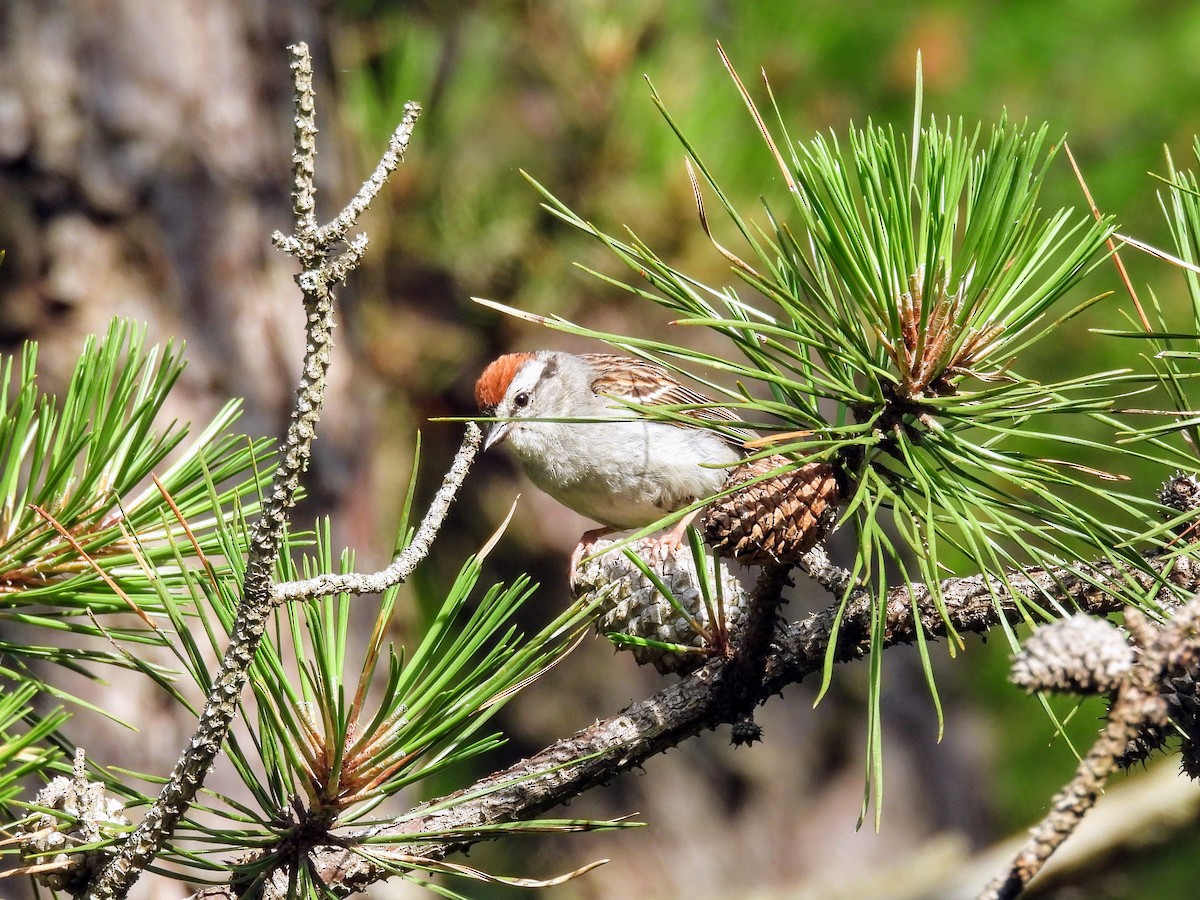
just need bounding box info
[514,391,530,408]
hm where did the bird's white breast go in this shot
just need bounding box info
[510,416,738,529]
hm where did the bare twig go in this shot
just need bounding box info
[84,42,421,900]
[796,543,854,596]
[317,101,422,247]
[270,422,481,604]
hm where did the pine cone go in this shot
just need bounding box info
[1009,614,1133,695]
[1117,720,1170,770]
[703,454,840,566]
[18,750,129,893]
[1165,669,1200,778]
[1117,666,1200,771]
[1159,471,1200,513]
[571,536,748,674]
[1159,471,1200,544]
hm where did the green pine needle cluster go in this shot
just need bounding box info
[0,319,273,881]
[1097,138,1200,574]
[500,57,1194,825]
[1105,138,1200,459]
[0,685,70,815]
[0,319,273,682]
[94,443,616,892]
[0,322,624,893]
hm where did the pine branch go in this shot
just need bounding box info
[184,548,1200,899]
[980,599,1200,899]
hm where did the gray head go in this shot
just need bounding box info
[475,351,590,451]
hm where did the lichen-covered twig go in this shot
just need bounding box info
[84,43,421,900]
[270,423,481,604]
[796,543,854,596]
[979,600,1200,900]
[316,101,422,247]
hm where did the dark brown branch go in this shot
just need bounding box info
[187,550,1200,899]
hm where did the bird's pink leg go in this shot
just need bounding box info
[569,511,701,573]
[570,525,617,572]
[656,509,701,550]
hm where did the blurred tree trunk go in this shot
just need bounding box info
[0,0,333,441]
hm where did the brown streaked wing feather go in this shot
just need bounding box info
[580,353,751,443]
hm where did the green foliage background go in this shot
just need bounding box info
[325,3,1200,895]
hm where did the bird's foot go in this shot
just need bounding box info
[653,510,701,555]
[570,511,701,574]
[569,526,618,573]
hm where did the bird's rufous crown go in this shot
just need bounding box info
[475,352,535,412]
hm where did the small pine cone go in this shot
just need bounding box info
[1164,670,1200,720]
[18,749,128,893]
[571,536,747,674]
[1114,668,1200,769]
[703,454,840,566]
[1159,471,1200,543]
[1165,668,1200,778]
[1009,614,1133,694]
[1181,739,1200,779]
[1159,471,1200,513]
[1116,721,1170,770]
[730,715,764,746]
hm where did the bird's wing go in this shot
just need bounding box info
[580,353,752,444]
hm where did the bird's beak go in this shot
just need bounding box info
[483,421,513,451]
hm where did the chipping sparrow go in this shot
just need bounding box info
[475,351,746,565]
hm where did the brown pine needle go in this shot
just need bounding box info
[685,158,760,276]
[1064,140,1150,331]
[30,505,159,632]
[152,473,220,591]
[717,42,797,194]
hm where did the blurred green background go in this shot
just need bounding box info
[4,0,1200,897]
